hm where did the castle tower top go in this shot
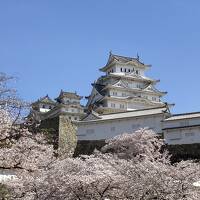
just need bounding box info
[31,95,55,113]
[55,90,82,103]
[99,53,151,73]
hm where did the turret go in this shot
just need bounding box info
[31,95,55,113]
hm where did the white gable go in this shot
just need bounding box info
[113,80,128,88]
[82,111,102,121]
[143,84,162,94]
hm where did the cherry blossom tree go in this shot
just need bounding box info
[0,73,28,124]
[0,73,55,199]
[5,128,200,200]
[0,107,56,200]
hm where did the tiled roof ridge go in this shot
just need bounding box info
[38,94,55,103]
[99,105,167,116]
[110,52,145,65]
[61,90,78,95]
[171,111,200,117]
[112,53,137,61]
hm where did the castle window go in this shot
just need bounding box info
[152,97,157,101]
[112,92,117,96]
[121,68,123,72]
[74,117,77,120]
[136,70,139,74]
[42,105,45,108]
[120,104,125,109]
[111,103,115,108]
[124,68,126,72]
[128,69,131,72]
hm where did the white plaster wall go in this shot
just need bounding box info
[142,94,159,102]
[114,64,145,76]
[164,126,200,145]
[163,118,200,129]
[109,89,128,97]
[61,107,77,113]
[77,114,164,140]
[39,108,50,113]
[127,103,148,110]
[62,97,80,104]
[109,88,158,100]
[0,170,16,183]
[107,100,127,110]
[127,81,145,89]
[39,103,53,111]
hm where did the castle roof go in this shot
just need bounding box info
[143,84,167,96]
[79,106,169,123]
[164,111,200,121]
[100,52,151,72]
[99,73,157,83]
[55,90,82,101]
[32,95,55,105]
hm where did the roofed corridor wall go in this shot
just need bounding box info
[77,114,164,140]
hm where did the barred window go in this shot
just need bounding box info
[111,103,115,108]
[120,104,125,109]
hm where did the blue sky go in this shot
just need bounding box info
[0,0,200,114]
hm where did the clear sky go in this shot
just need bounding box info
[0,0,200,114]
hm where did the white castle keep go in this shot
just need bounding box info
[31,53,200,145]
[86,52,168,113]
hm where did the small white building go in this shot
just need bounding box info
[0,169,17,183]
[31,91,85,122]
[32,95,56,113]
[163,112,200,145]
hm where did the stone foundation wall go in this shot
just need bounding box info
[39,115,77,157]
[39,117,59,149]
[58,115,77,157]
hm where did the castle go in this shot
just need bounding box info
[86,52,168,113]
[31,53,200,146]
